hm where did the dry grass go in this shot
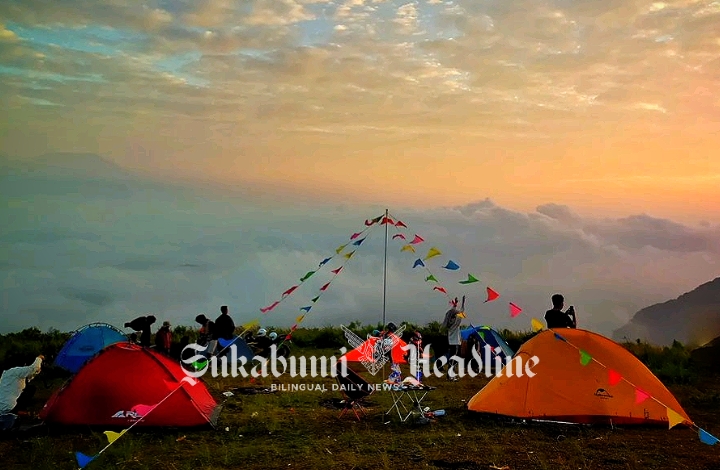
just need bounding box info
[1,346,719,470]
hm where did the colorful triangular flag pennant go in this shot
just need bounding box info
[282,286,298,297]
[350,232,362,240]
[531,318,544,332]
[401,244,416,253]
[425,274,437,282]
[392,233,406,240]
[311,296,319,302]
[75,451,96,469]
[300,306,311,313]
[442,260,460,270]
[509,302,522,318]
[260,301,279,313]
[553,332,566,342]
[579,350,592,366]
[395,220,407,228]
[296,314,306,323]
[410,234,424,244]
[331,267,343,274]
[485,287,499,302]
[352,237,366,246]
[433,286,447,294]
[320,282,331,291]
[344,250,355,259]
[424,247,441,260]
[699,428,719,445]
[608,369,622,386]
[300,271,315,282]
[635,388,651,404]
[319,257,331,267]
[413,259,425,268]
[459,274,479,284]
[104,429,127,444]
[131,404,156,417]
[666,408,686,429]
[336,243,347,254]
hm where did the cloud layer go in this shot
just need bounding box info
[1,1,720,221]
[2,157,718,342]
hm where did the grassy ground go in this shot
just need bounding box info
[1,345,719,470]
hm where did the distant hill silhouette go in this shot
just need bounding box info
[613,277,720,346]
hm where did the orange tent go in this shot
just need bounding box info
[467,329,692,426]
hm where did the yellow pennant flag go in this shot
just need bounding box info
[296,315,305,323]
[336,243,347,254]
[457,311,467,319]
[344,250,355,259]
[667,407,685,429]
[104,429,128,444]
[531,318,544,332]
[424,247,441,260]
[401,244,416,253]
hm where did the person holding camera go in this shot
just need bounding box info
[545,294,577,329]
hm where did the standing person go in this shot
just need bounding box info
[155,321,173,355]
[441,298,463,381]
[195,314,216,357]
[214,305,236,341]
[124,315,156,347]
[545,294,577,329]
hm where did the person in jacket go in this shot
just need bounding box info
[441,298,463,380]
[124,315,156,347]
[155,321,173,355]
[213,305,236,341]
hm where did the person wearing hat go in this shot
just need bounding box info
[155,321,173,355]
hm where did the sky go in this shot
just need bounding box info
[1,1,720,341]
[1,0,719,222]
[1,154,719,343]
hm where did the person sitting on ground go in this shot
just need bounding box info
[155,321,173,355]
[213,305,236,341]
[545,294,577,329]
[124,315,156,347]
[0,355,43,431]
[253,328,273,357]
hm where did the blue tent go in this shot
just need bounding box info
[217,336,254,362]
[461,325,514,364]
[55,323,128,373]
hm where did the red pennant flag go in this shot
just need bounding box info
[331,267,343,274]
[381,216,394,225]
[509,302,522,317]
[290,324,298,331]
[410,234,424,244]
[433,286,447,294]
[608,369,622,386]
[350,232,362,240]
[131,404,156,417]
[365,219,374,226]
[392,234,406,240]
[635,388,651,404]
[485,287,500,302]
[320,282,331,291]
[282,286,298,297]
[260,300,280,313]
[395,220,407,228]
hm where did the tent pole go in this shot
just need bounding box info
[382,208,388,327]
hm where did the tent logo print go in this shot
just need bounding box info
[112,410,141,419]
[594,388,613,400]
[341,325,406,375]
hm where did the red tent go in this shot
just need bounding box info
[39,343,220,427]
[343,334,409,364]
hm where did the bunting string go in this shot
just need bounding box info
[258,214,385,314]
[263,215,384,347]
[74,377,201,468]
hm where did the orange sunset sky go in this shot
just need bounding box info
[2,0,720,223]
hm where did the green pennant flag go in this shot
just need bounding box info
[580,350,592,366]
[459,274,479,284]
[425,275,437,282]
[311,296,320,303]
[300,271,316,282]
[479,331,486,340]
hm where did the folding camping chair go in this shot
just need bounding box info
[335,362,374,421]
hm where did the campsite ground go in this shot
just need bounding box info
[1,347,719,470]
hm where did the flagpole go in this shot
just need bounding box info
[382,208,388,327]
